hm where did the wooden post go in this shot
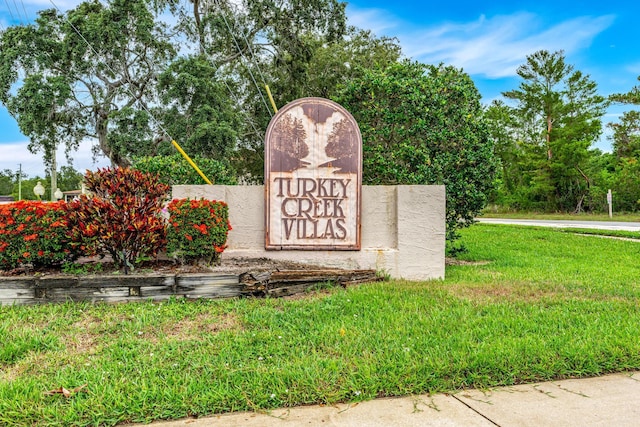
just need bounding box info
[607,189,612,218]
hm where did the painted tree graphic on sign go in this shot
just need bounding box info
[265,97,362,250]
[270,113,310,172]
[321,118,358,173]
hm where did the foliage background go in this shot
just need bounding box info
[1,1,640,225]
[336,61,496,243]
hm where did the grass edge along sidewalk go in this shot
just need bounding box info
[2,223,640,426]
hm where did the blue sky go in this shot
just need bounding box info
[1,0,640,177]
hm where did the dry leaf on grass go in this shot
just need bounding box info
[44,384,87,398]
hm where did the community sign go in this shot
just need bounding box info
[265,97,362,250]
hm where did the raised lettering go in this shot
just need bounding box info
[317,179,330,197]
[301,178,317,198]
[323,219,335,238]
[283,218,296,239]
[281,198,297,217]
[273,177,287,197]
[333,199,345,217]
[299,198,314,220]
[338,179,350,198]
[335,218,347,239]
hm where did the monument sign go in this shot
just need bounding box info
[265,97,362,250]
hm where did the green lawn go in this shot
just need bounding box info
[2,224,640,426]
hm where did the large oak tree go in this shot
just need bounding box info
[0,0,176,168]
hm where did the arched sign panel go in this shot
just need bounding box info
[265,97,362,250]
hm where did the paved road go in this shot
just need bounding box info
[477,218,640,232]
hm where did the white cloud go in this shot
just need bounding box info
[625,63,640,75]
[0,140,110,178]
[407,13,615,77]
[1,0,83,28]
[22,0,82,8]
[348,9,615,79]
[347,7,401,36]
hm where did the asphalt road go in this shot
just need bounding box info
[477,217,640,231]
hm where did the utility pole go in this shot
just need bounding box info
[51,146,57,201]
[18,164,22,200]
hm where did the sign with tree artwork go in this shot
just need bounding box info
[265,97,362,250]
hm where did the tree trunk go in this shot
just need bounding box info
[546,115,553,160]
[97,111,131,168]
[574,194,584,214]
[574,166,590,214]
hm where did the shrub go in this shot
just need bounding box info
[0,200,73,269]
[63,167,170,270]
[335,60,497,246]
[132,154,237,186]
[166,198,231,265]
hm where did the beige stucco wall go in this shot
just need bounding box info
[172,185,445,280]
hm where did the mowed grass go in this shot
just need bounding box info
[2,224,640,426]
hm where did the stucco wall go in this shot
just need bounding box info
[172,185,445,280]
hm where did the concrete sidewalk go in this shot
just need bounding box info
[476,218,640,232]
[138,371,640,427]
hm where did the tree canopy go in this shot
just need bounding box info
[335,60,496,244]
[489,50,608,212]
[0,0,176,168]
[9,1,640,221]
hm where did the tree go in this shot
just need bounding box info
[174,0,346,182]
[13,176,46,201]
[335,60,496,244]
[132,154,237,185]
[299,27,402,99]
[610,76,640,105]
[582,149,616,212]
[484,100,526,207]
[609,76,640,159]
[176,0,346,62]
[501,50,608,212]
[609,111,640,159]
[0,169,14,195]
[0,0,176,168]
[154,55,240,160]
[606,79,640,211]
[53,166,84,192]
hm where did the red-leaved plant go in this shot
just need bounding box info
[0,200,74,269]
[63,167,170,271]
[166,198,231,265]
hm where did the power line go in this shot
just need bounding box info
[47,0,270,168]
[47,0,174,142]
[10,0,24,25]
[193,0,270,138]
[18,0,29,24]
[220,76,264,140]
[213,0,272,117]
[3,0,16,25]
[231,3,270,89]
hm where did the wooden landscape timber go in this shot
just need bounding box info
[0,268,379,305]
[0,274,239,305]
[239,269,380,297]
